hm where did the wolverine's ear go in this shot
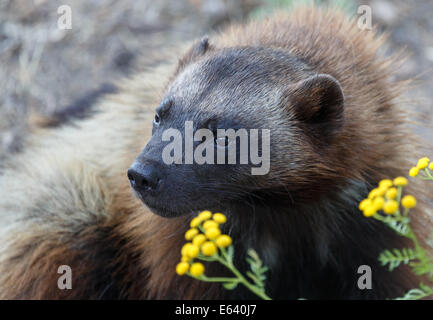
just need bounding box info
[191,36,210,56]
[286,73,344,140]
[176,36,212,73]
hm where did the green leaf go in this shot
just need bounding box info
[395,284,433,300]
[382,216,410,236]
[411,259,433,277]
[379,248,417,271]
[222,281,238,290]
[246,249,268,290]
[246,271,264,289]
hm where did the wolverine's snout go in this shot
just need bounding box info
[127,162,161,194]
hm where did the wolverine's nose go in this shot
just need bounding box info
[127,163,161,191]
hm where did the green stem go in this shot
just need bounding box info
[215,249,272,300]
[423,169,433,180]
[403,221,433,282]
[407,228,420,250]
[197,254,218,262]
[395,186,403,217]
[419,176,433,181]
[190,274,240,283]
[192,245,272,299]
[373,214,412,238]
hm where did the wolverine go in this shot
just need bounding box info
[0,6,431,299]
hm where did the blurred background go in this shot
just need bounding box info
[0,0,432,161]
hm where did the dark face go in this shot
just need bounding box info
[127,47,344,218]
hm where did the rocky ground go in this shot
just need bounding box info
[0,0,432,160]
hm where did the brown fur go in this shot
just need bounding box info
[0,6,432,299]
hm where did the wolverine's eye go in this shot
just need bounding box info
[153,113,161,126]
[215,136,229,148]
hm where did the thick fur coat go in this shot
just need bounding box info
[0,6,431,299]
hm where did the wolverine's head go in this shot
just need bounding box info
[128,39,345,218]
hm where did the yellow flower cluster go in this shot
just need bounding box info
[176,211,232,277]
[359,176,416,218]
[409,157,431,177]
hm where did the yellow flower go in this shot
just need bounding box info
[373,197,385,211]
[205,227,221,240]
[181,256,190,262]
[417,157,430,170]
[181,243,193,256]
[368,188,379,199]
[409,167,419,177]
[379,179,393,189]
[385,187,398,200]
[359,199,372,211]
[192,234,207,247]
[429,162,433,170]
[203,220,219,230]
[393,177,408,187]
[198,210,212,220]
[176,262,190,275]
[189,262,205,277]
[377,186,388,197]
[186,244,200,258]
[401,195,417,209]
[185,228,199,240]
[363,206,377,217]
[201,241,218,256]
[383,200,399,215]
[215,235,232,248]
[213,213,227,224]
[190,217,202,228]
